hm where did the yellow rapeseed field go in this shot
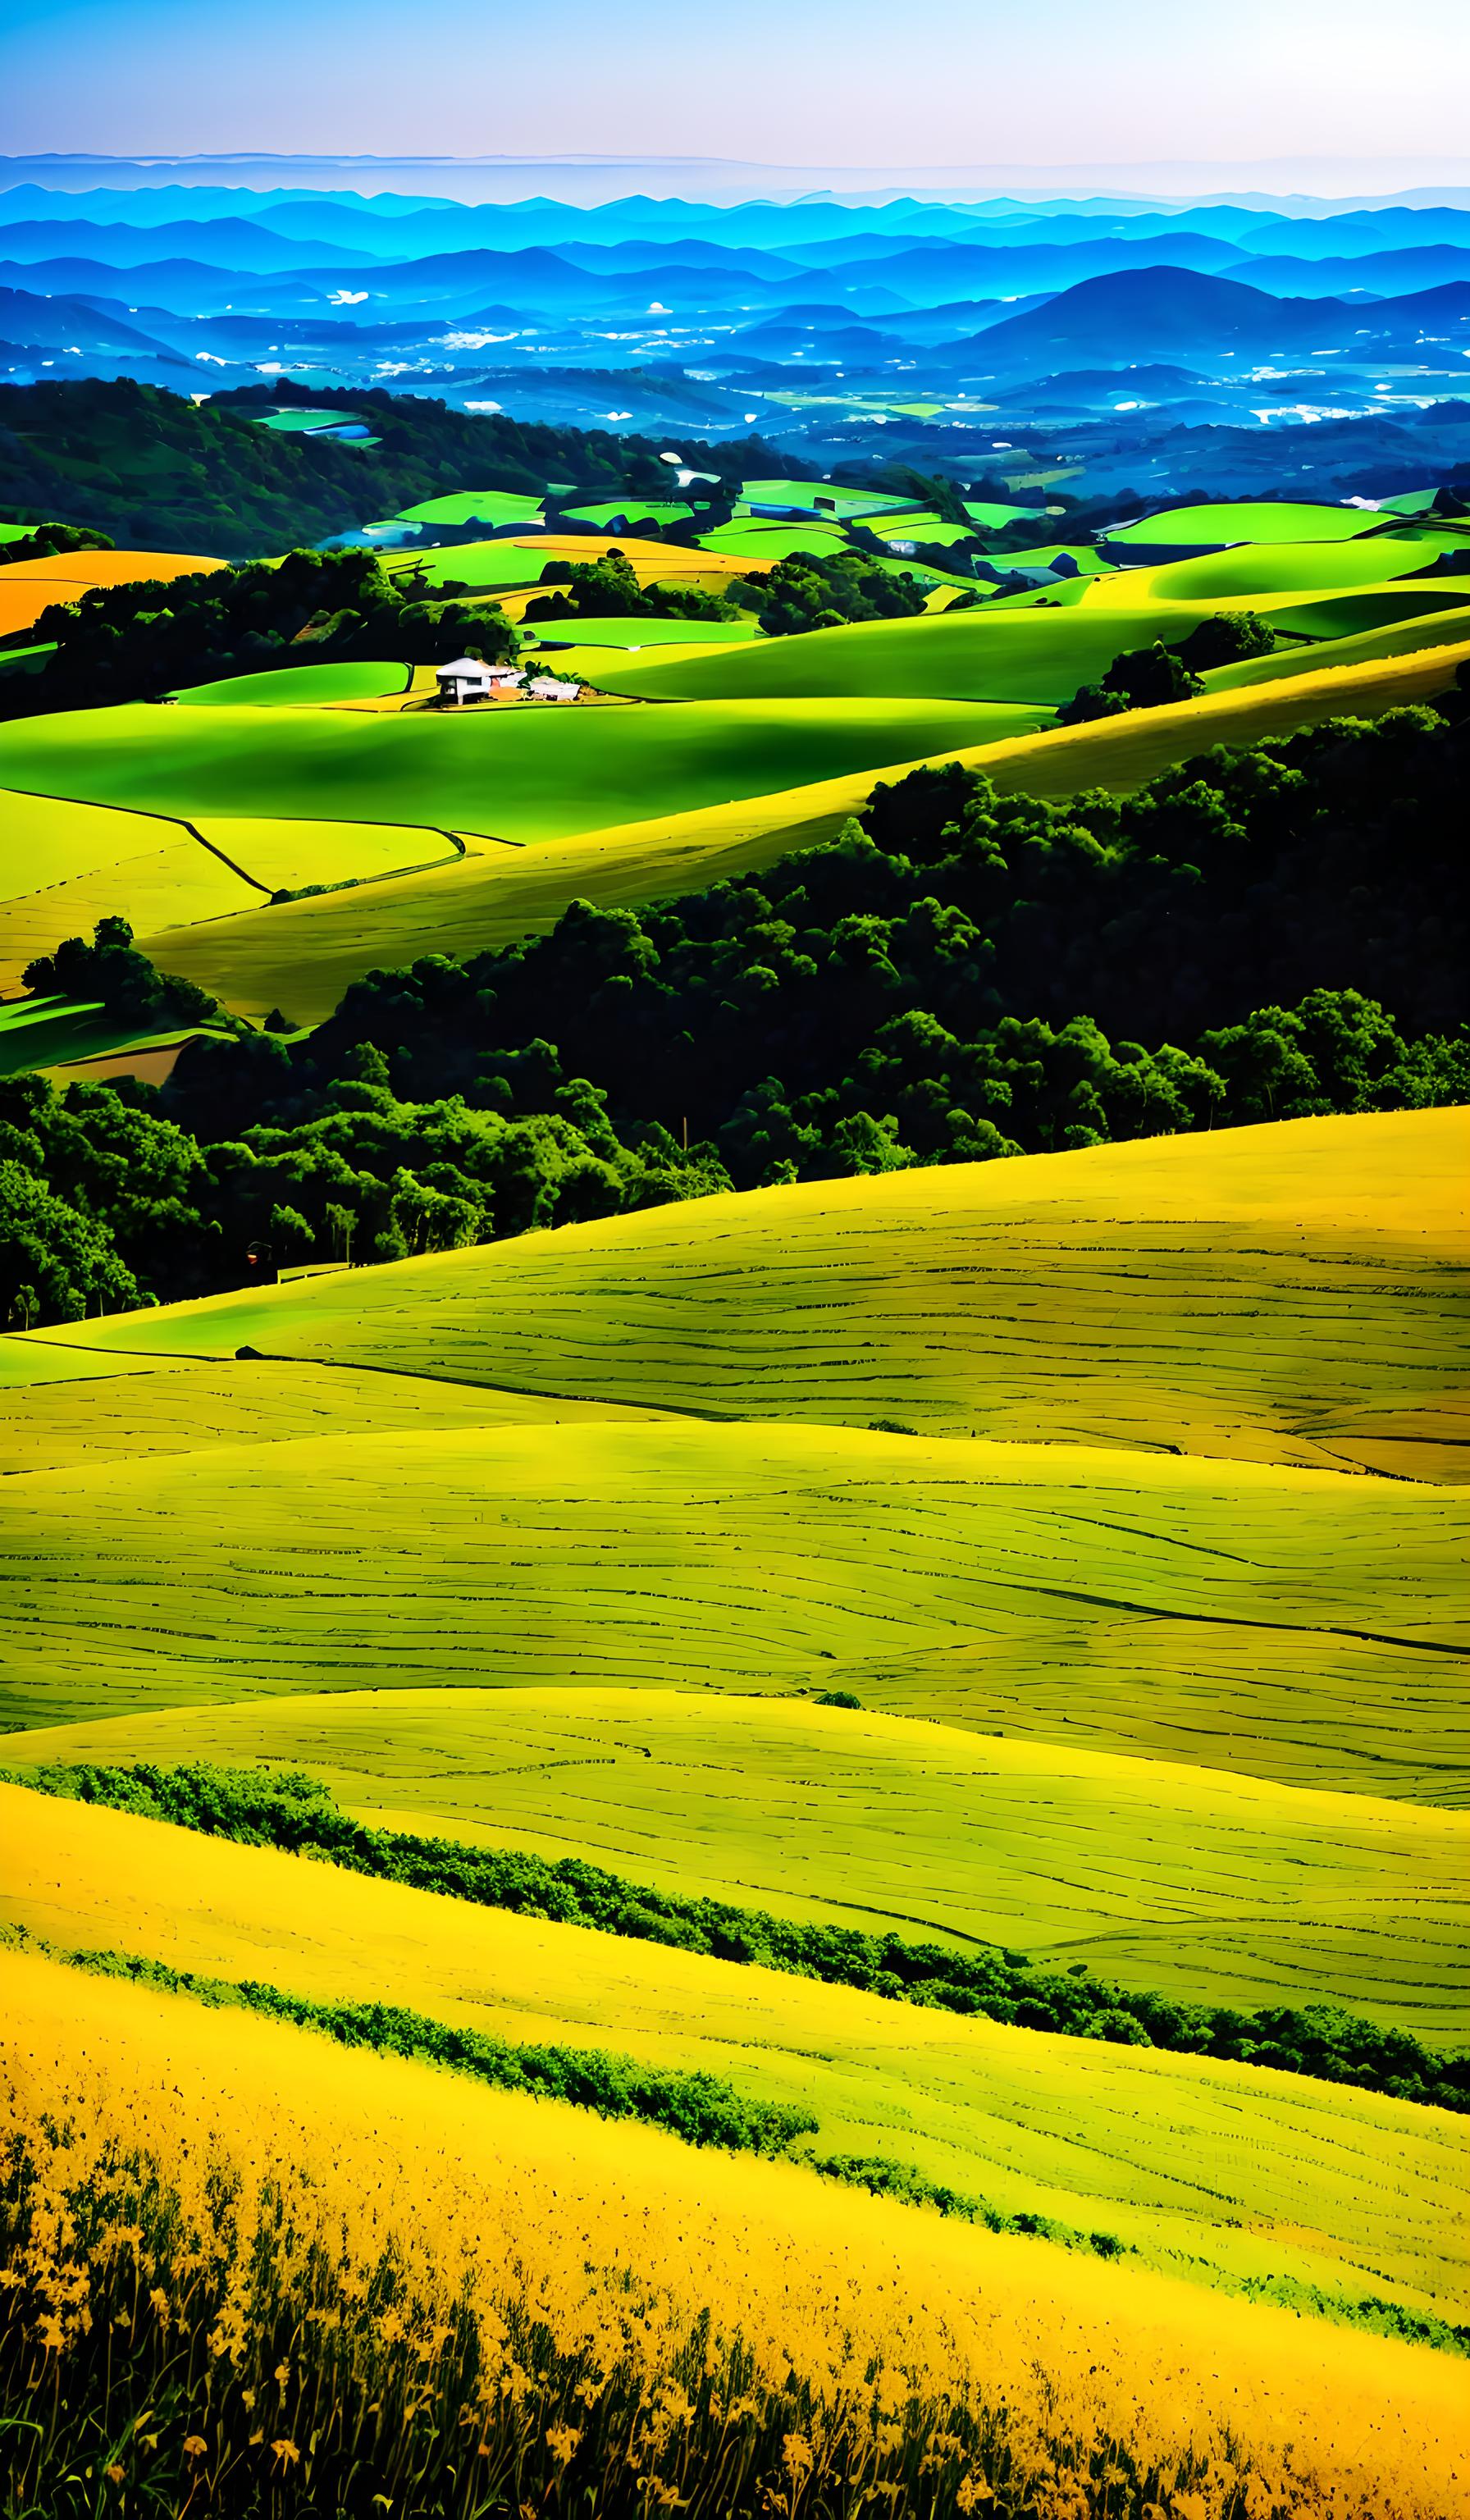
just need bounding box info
[3,1783,1465,2316]
[3,1944,1467,2520]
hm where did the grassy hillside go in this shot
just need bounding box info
[0,786,467,993]
[1105,503,1406,546]
[11,1947,1464,2520]
[171,659,415,706]
[6,1113,1465,1795]
[7,1684,1468,2038]
[3,1787,1464,2314]
[1,1418,1463,1793]
[126,630,1470,1023]
[18,1107,1461,1467]
[0,694,1045,843]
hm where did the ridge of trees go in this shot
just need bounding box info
[0,376,794,560]
[522,546,746,626]
[749,549,929,635]
[10,1762,1468,2118]
[21,915,231,1031]
[0,519,113,567]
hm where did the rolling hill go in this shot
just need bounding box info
[4,1112,1464,1795]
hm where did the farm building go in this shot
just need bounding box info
[434,659,523,705]
[527,674,582,702]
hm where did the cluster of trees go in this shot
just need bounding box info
[751,548,929,636]
[0,1042,726,1323]
[21,915,228,1030]
[1060,614,1277,726]
[523,546,746,625]
[24,1760,1468,2115]
[0,376,792,558]
[8,546,518,714]
[1059,639,1203,724]
[0,519,112,566]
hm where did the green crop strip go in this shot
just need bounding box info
[8,1761,1468,2116]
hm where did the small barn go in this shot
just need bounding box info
[527,674,581,703]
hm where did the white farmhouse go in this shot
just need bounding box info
[435,658,524,705]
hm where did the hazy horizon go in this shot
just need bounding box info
[4,0,1468,190]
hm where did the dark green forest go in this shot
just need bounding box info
[0,377,792,559]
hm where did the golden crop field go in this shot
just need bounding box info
[0,548,223,642]
[9,1945,1466,2519]
[7,1684,1468,2037]
[2,1788,1465,2315]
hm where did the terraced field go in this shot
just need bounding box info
[2,1415,1463,1793]
[5,1115,1465,1799]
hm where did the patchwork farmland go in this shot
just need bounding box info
[2,407,1468,2520]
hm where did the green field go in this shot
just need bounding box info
[395,491,547,528]
[524,614,761,649]
[1107,502,1390,547]
[171,660,413,706]
[559,500,694,529]
[249,408,369,436]
[7,1113,1465,1801]
[0,695,1048,843]
[1131,539,1458,600]
[578,601,1357,704]
[386,539,554,591]
[2,1411,1463,1799]
[696,520,856,561]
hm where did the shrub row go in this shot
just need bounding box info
[10,1761,1468,2115]
[26,1933,817,2157]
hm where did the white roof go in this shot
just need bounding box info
[436,656,491,678]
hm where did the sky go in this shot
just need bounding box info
[2,0,1469,191]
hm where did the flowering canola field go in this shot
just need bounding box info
[5,1944,1468,2520]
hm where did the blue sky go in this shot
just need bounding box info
[2,0,1468,183]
